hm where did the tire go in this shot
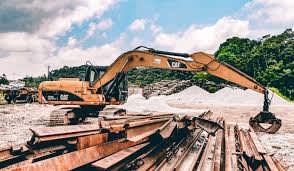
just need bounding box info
[4,95,11,104]
[12,97,16,104]
[26,95,33,103]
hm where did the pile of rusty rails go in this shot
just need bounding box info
[0,111,286,171]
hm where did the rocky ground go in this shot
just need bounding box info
[0,103,57,149]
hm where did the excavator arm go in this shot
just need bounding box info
[94,47,265,93]
[93,46,281,133]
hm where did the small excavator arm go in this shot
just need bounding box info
[92,46,281,133]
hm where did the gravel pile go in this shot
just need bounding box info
[121,85,291,113]
[121,94,208,113]
[167,86,291,106]
[143,79,225,98]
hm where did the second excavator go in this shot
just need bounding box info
[38,46,281,133]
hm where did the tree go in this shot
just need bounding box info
[0,74,9,85]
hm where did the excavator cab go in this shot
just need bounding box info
[85,66,108,87]
[85,65,128,103]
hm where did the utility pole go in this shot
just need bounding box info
[47,65,51,81]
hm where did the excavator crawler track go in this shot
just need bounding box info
[47,108,72,126]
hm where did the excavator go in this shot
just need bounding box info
[38,46,281,133]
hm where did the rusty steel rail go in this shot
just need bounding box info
[0,111,287,171]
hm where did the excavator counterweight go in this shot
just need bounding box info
[38,46,281,133]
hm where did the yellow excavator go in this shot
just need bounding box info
[38,46,281,133]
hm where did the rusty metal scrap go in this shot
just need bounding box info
[29,124,100,143]
[0,111,287,171]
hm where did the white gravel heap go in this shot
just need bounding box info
[167,86,291,106]
[121,86,291,113]
[121,94,208,113]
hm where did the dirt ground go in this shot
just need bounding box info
[0,103,293,170]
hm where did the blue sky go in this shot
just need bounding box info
[0,0,293,79]
[58,0,249,48]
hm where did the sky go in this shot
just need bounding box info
[0,0,293,79]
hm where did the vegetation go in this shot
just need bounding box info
[270,87,292,102]
[22,75,47,87]
[7,29,293,100]
[215,29,294,100]
[128,68,194,86]
[0,74,9,85]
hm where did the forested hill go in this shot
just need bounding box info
[215,29,294,100]
[21,29,294,100]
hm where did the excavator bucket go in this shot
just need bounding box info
[249,89,282,134]
[249,111,281,134]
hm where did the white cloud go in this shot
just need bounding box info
[0,0,118,79]
[86,19,113,38]
[0,52,50,79]
[130,37,144,47]
[150,24,162,34]
[129,19,146,31]
[244,0,294,25]
[38,0,117,38]
[154,17,249,53]
[96,19,113,30]
[47,33,125,69]
[67,37,77,47]
[0,33,125,79]
[0,32,54,53]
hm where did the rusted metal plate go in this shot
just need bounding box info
[170,130,204,171]
[224,122,232,171]
[244,131,263,161]
[228,124,238,171]
[99,120,125,129]
[32,145,67,155]
[159,120,177,139]
[126,119,169,142]
[30,125,100,137]
[196,135,214,171]
[212,129,223,171]
[34,131,100,143]
[91,142,149,170]
[272,156,287,171]
[126,118,170,128]
[30,125,100,143]
[194,117,223,135]
[263,155,279,171]
[248,131,267,154]
[9,140,144,171]
[0,147,13,161]
[77,133,108,150]
[178,133,207,171]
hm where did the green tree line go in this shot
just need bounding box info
[215,29,294,100]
